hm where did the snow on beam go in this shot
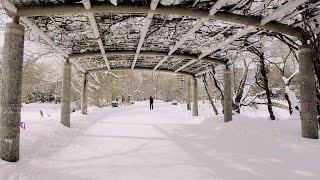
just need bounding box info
[229,0,249,12]
[199,26,257,59]
[109,0,117,6]
[69,50,227,64]
[131,55,138,69]
[15,4,304,38]
[155,0,229,70]
[133,13,154,69]
[209,0,231,15]
[153,56,169,70]
[136,13,153,55]
[132,0,159,69]
[103,55,111,70]
[1,0,18,13]
[261,0,308,25]
[191,64,209,73]
[69,59,86,73]
[82,0,91,9]
[150,0,160,10]
[169,0,229,55]
[83,1,110,70]
[195,68,212,76]
[249,0,273,14]
[175,59,197,73]
[168,18,207,55]
[87,67,193,76]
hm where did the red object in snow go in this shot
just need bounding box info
[20,122,26,129]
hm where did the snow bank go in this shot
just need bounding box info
[0,102,319,180]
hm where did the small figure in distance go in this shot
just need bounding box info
[149,96,154,110]
[40,110,44,118]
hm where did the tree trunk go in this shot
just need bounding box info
[285,93,293,115]
[209,65,224,109]
[233,60,249,114]
[202,74,218,115]
[313,58,320,115]
[259,54,275,120]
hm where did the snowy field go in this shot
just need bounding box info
[0,101,319,180]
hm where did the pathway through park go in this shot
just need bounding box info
[0,102,319,180]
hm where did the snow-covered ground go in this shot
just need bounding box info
[0,101,319,180]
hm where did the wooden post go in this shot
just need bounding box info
[224,65,232,122]
[192,77,198,116]
[299,44,319,139]
[81,73,88,114]
[61,59,72,127]
[0,19,25,162]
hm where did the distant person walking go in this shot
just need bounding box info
[149,96,154,110]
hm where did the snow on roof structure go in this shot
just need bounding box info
[2,0,320,76]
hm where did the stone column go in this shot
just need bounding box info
[61,60,72,127]
[224,66,232,122]
[187,78,191,110]
[192,77,198,116]
[126,95,131,104]
[0,20,25,162]
[299,44,319,139]
[81,73,88,115]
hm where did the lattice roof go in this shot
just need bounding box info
[2,0,320,76]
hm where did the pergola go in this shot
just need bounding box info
[0,0,319,162]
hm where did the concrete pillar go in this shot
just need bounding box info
[192,77,198,116]
[224,66,232,122]
[299,44,319,139]
[187,78,191,110]
[61,60,72,127]
[126,95,131,104]
[0,20,25,162]
[81,73,88,115]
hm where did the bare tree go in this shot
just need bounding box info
[267,46,300,116]
[248,46,275,120]
[202,74,218,115]
[208,64,224,102]
[233,59,252,113]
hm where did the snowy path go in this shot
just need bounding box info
[0,102,319,180]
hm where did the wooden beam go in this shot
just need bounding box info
[86,67,193,76]
[69,50,227,64]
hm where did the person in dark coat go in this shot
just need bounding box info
[149,96,154,110]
